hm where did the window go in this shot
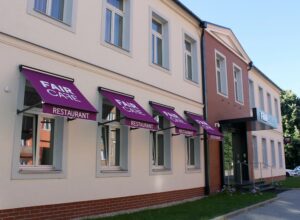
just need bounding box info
[151,11,169,69]
[267,93,272,115]
[33,0,73,25]
[262,138,268,168]
[186,137,201,170]
[252,136,258,169]
[184,35,199,83]
[104,0,130,50]
[274,98,280,122]
[98,99,129,174]
[249,80,255,108]
[233,65,244,104]
[215,52,228,96]
[151,114,171,171]
[259,87,264,111]
[15,79,65,176]
[271,140,276,168]
[278,142,283,168]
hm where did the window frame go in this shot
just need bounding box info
[27,0,77,32]
[252,135,259,169]
[215,50,228,97]
[270,140,276,168]
[185,135,201,173]
[278,142,283,168]
[183,32,199,84]
[233,63,244,104]
[262,137,268,168]
[12,75,67,180]
[274,98,280,122]
[150,113,172,175]
[249,79,255,108]
[267,92,272,115]
[149,9,170,71]
[101,0,132,54]
[258,86,265,111]
[96,95,130,178]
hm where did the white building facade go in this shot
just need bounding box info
[249,66,286,181]
[0,0,208,218]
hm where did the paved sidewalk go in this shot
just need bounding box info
[229,190,300,220]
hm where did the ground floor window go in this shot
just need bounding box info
[186,136,201,171]
[98,97,129,175]
[151,115,171,172]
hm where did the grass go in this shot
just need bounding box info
[280,176,300,188]
[93,192,275,220]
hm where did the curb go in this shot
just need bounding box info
[212,197,278,220]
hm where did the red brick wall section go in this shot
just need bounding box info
[0,187,204,220]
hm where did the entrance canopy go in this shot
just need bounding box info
[150,102,196,136]
[219,108,278,131]
[19,65,97,121]
[185,111,223,140]
[99,88,158,130]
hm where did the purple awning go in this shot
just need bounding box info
[21,66,97,121]
[99,88,158,130]
[150,102,196,136]
[185,111,223,140]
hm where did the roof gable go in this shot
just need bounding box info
[206,23,251,63]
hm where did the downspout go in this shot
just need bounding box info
[199,21,210,195]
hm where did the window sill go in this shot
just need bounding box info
[184,78,200,87]
[12,169,65,180]
[217,91,229,99]
[149,62,171,74]
[101,40,132,58]
[150,168,172,175]
[186,168,201,173]
[97,169,130,178]
[19,169,62,174]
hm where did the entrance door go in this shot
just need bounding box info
[223,124,249,185]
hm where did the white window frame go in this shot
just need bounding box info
[149,9,170,71]
[233,63,244,104]
[27,0,77,32]
[249,79,255,108]
[258,86,265,111]
[270,140,276,168]
[262,138,268,168]
[96,95,130,177]
[12,75,67,179]
[252,136,259,169]
[215,50,228,97]
[102,0,131,52]
[278,142,283,168]
[185,136,201,172]
[267,93,272,115]
[274,98,280,122]
[183,33,199,84]
[150,114,172,175]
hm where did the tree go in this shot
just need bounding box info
[280,90,300,168]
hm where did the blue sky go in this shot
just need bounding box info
[180,0,300,96]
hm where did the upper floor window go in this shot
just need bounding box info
[184,34,199,83]
[151,11,169,69]
[249,79,255,108]
[104,0,130,50]
[233,65,244,104]
[267,93,272,115]
[259,87,265,111]
[215,51,228,96]
[33,0,73,25]
[274,98,280,121]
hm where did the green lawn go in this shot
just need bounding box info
[280,176,300,188]
[94,192,275,220]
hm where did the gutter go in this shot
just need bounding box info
[199,21,210,195]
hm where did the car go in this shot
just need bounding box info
[293,166,300,176]
[286,169,296,177]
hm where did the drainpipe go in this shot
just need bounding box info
[199,21,210,195]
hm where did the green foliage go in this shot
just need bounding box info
[280,90,300,168]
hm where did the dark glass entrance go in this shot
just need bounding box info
[222,123,249,185]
